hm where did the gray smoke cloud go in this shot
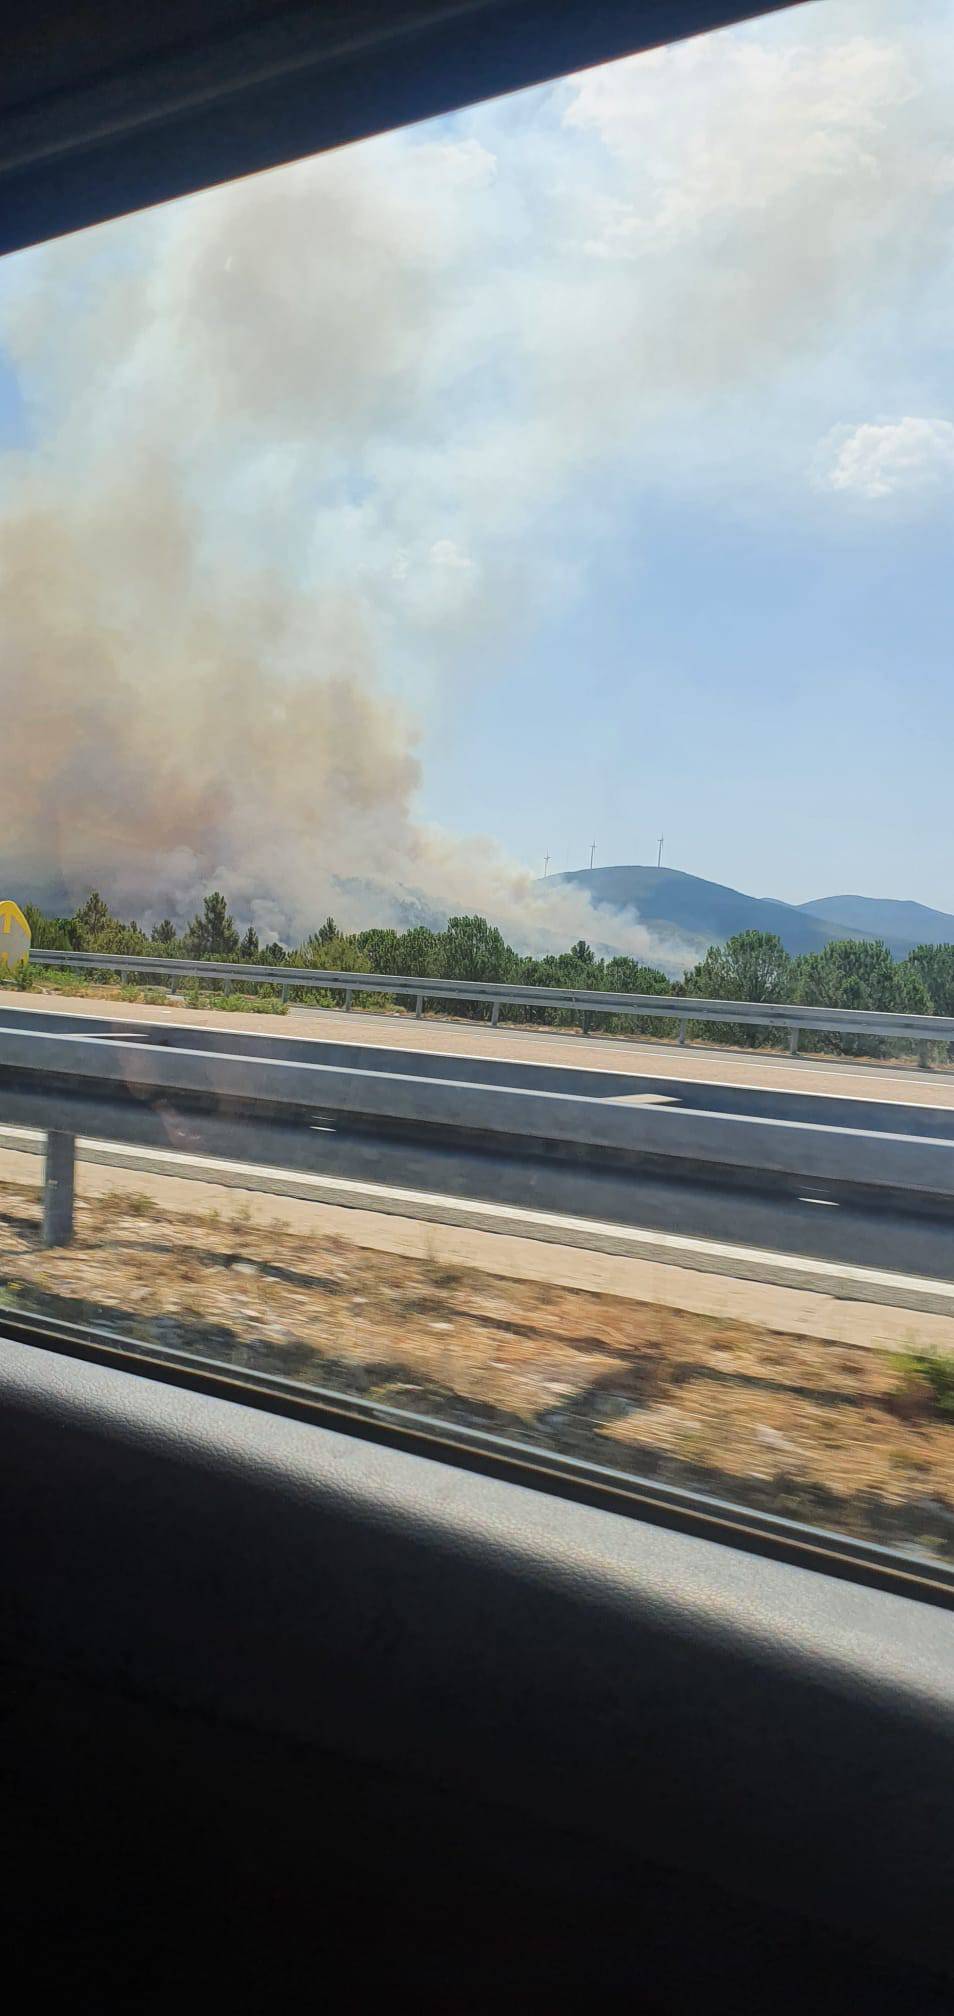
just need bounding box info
[0,1,947,963]
[0,454,701,964]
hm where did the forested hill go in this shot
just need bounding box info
[799,893,954,949]
[554,866,953,960]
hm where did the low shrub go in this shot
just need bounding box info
[893,1351,954,1422]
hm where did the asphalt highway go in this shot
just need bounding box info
[2,1000,954,1282]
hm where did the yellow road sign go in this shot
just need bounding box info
[0,900,31,970]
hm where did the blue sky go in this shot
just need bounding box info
[423,481,954,903]
[0,353,26,449]
[1,0,953,948]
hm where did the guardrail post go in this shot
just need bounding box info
[580,1011,590,1037]
[789,1027,800,1056]
[415,993,424,1019]
[678,1019,688,1046]
[344,987,353,1012]
[491,1001,500,1027]
[280,984,288,1003]
[918,1041,931,1071]
[42,1129,76,1246]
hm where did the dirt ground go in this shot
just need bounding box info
[0,1177,950,1559]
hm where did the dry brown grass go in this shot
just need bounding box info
[0,1178,950,1554]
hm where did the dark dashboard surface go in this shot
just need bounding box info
[1,1337,951,2004]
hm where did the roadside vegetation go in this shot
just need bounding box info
[11,889,954,1058]
[0,1178,949,1559]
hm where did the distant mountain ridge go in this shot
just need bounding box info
[552,866,954,962]
[798,893,954,949]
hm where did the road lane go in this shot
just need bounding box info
[4,993,954,1284]
[2,1080,954,1281]
[4,984,954,1106]
[5,997,954,1139]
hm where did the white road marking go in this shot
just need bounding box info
[613,1092,680,1106]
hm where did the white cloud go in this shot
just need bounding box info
[565,30,917,249]
[822,416,954,498]
[391,536,480,629]
[536,7,954,457]
[429,538,473,569]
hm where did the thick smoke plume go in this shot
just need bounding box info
[0,104,693,962]
[0,462,692,962]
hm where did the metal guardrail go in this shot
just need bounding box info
[24,949,954,1056]
[2,1018,954,1248]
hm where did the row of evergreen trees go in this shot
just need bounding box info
[23,891,954,1053]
